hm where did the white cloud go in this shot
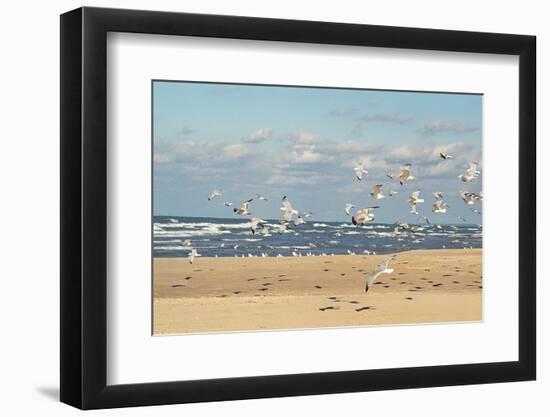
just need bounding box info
[222,143,254,159]
[358,112,412,124]
[419,119,480,135]
[243,127,273,143]
[289,129,320,144]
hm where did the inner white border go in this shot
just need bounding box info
[107,32,519,385]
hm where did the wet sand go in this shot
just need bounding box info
[153,249,482,334]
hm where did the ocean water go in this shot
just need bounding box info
[153,216,482,258]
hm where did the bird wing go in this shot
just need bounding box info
[241,198,253,210]
[400,166,411,177]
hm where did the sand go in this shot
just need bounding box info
[153,249,482,334]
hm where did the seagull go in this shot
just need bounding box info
[459,190,482,205]
[188,249,201,264]
[208,190,222,201]
[458,162,480,182]
[180,239,191,246]
[249,218,267,234]
[168,218,178,224]
[233,244,239,250]
[272,220,292,233]
[398,164,416,185]
[408,191,424,214]
[233,198,253,215]
[280,196,299,221]
[432,200,448,213]
[440,152,453,160]
[259,227,272,237]
[351,206,379,225]
[388,190,399,197]
[223,201,233,207]
[255,194,268,201]
[369,184,386,200]
[365,256,395,293]
[354,163,369,181]
[294,216,305,226]
[345,203,355,216]
[419,215,431,224]
[432,191,444,200]
[386,173,395,179]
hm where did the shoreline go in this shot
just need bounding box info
[153,248,482,334]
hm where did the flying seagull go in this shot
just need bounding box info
[432,191,444,200]
[388,189,399,197]
[255,194,268,201]
[223,201,233,207]
[233,198,253,215]
[365,256,395,293]
[440,152,453,160]
[280,196,299,222]
[432,200,448,214]
[408,191,424,215]
[459,190,482,205]
[398,164,416,185]
[354,163,369,181]
[458,162,480,182]
[386,173,394,179]
[180,239,191,247]
[188,249,201,264]
[351,206,379,225]
[208,190,222,201]
[345,203,355,216]
[370,184,386,200]
[249,218,267,234]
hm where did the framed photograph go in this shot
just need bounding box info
[60,6,536,409]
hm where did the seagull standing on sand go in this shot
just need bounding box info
[458,162,480,182]
[365,256,395,292]
[233,198,253,215]
[354,163,369,181]
[208,190,222,201]
[370,184,386,200]
[398,164,416,185]
[188,249,201,264]
[408,191,424,215]
[280,196,299,222]
[351,206,379,225]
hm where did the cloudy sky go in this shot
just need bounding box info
[153,81,482,223]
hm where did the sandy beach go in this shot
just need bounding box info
[153,249,482,334]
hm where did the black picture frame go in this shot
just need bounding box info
[60,6,536,410]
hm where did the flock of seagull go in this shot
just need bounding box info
[182,151,482,293]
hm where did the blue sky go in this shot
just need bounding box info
[153,81,482,223]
